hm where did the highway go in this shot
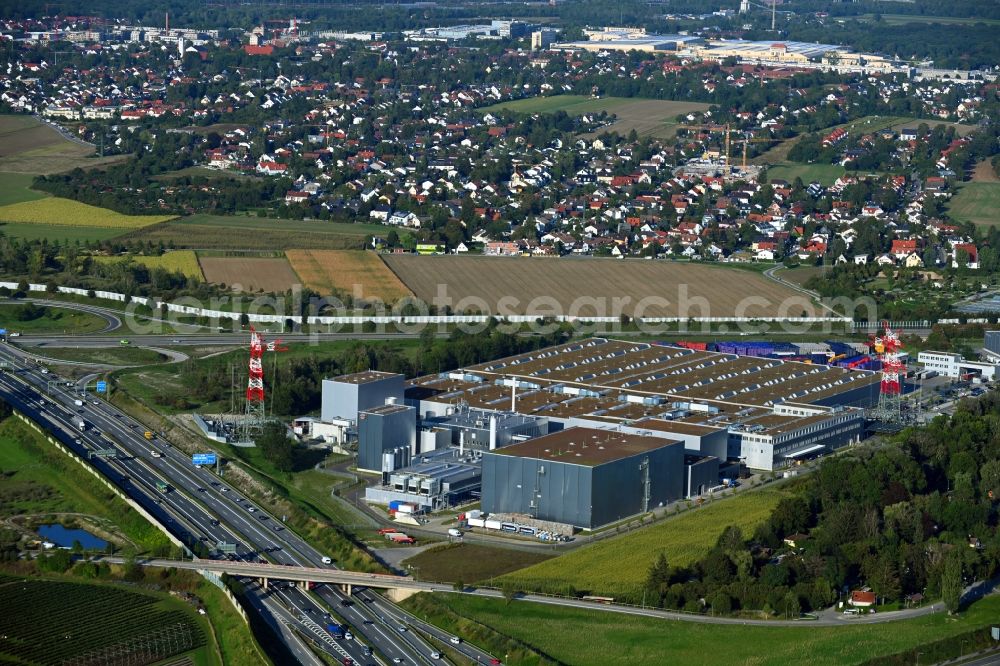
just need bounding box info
[0,342,498,666]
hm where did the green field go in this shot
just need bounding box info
[405,592,1000,666]
[501,488,790,599]
[179,213,387,236]
[402,543,555,584]
[478,95,711,140]
[0,303,109,334]
[0,222,127,243]
[0,416,171,552]
[946,182,1000,227]
[767,163,847,186]
[35,346,168,366]
[0,197,174,229]
[478,94,635,115]
[0,172,46,206]
[866,13,1000,26]
[0,578,213,665]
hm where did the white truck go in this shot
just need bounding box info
[447,528,463,538]
[76,419,86,431]
[74,399,84,408]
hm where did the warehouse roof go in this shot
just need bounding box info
[330,370,401,385]
[490,427,681,466]
[362,403,412,416]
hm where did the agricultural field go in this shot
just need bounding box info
[199,256,300,293]
[407,591,1000,666]
[0,114,126,174]
[0,172,46,206]
[126,214,381,250]
[500,488,790,599]
[0,578,210,665]
[401,543,554,584]
[971,159,1000,183]
[94,250,204,280]
[286,249,413,302]
[384,255,806,318]
[946,182,1000,227]
[0,198,174,229]
[478,95,711,139]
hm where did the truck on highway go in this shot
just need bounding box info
[326,623,346,640]
[76,419,86,431]
[144,430,154,440]
[74,399,84,408]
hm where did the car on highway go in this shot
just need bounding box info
[341,659,353,666]
[392,659,404,664]
[151,451,162,458]
[344,630,353,640]
[197,487,206,492]
[247,507,256,512]
[220,487,228,492]
[430,652,441,660]
[91,400,99,406]
[340,599,353,607]
[272,525,283,531]
[397,625,407,633]
[449,637,461,645]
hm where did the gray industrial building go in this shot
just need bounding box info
[365,448,483,510]
[685,454,720,498]
[482,427,685,529]
[321,371,404,424]
[986,331,1000,360]
[422,407,550,452]
[357,403,416,473]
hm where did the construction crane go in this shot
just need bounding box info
[739,135,776,168]
[676,124,739,167]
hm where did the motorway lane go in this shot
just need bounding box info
[0,345,451,666]
[0,373,334,664]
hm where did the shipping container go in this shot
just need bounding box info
[467,517,486,528]
[483,519,502,530]
[396,503,416,514]
[389,500,404,510]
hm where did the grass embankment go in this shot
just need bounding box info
[34,346,169,367]
[401,543,555,584]
[501,488,790,599]
[0,303,109,334]
[0,416,171,554]
[404,592,1000,666]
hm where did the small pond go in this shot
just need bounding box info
[37,524,108,550]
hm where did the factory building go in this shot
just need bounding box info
[556,32,703,53]
[481,427,685,529]
[364,448,483,511]
[917,351,998,381]
[694,40,847,66]
[406,337,881,471]
[357,403,417,473]
[321,371,404,424]
[985,332,1000,361]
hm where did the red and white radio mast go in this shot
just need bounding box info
[240,325,287,441]
[871,321,905,422]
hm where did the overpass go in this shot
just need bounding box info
[143,557,451,600]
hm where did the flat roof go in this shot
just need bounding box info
[489,427,680,466]
[330,370,401,385]
[362,403,412,416]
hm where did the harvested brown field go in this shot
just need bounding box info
[972,159,1000,183]
[286,249,412,303]
[384,255,809,318]
[0,114,126,174]
[199,256,300,293]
